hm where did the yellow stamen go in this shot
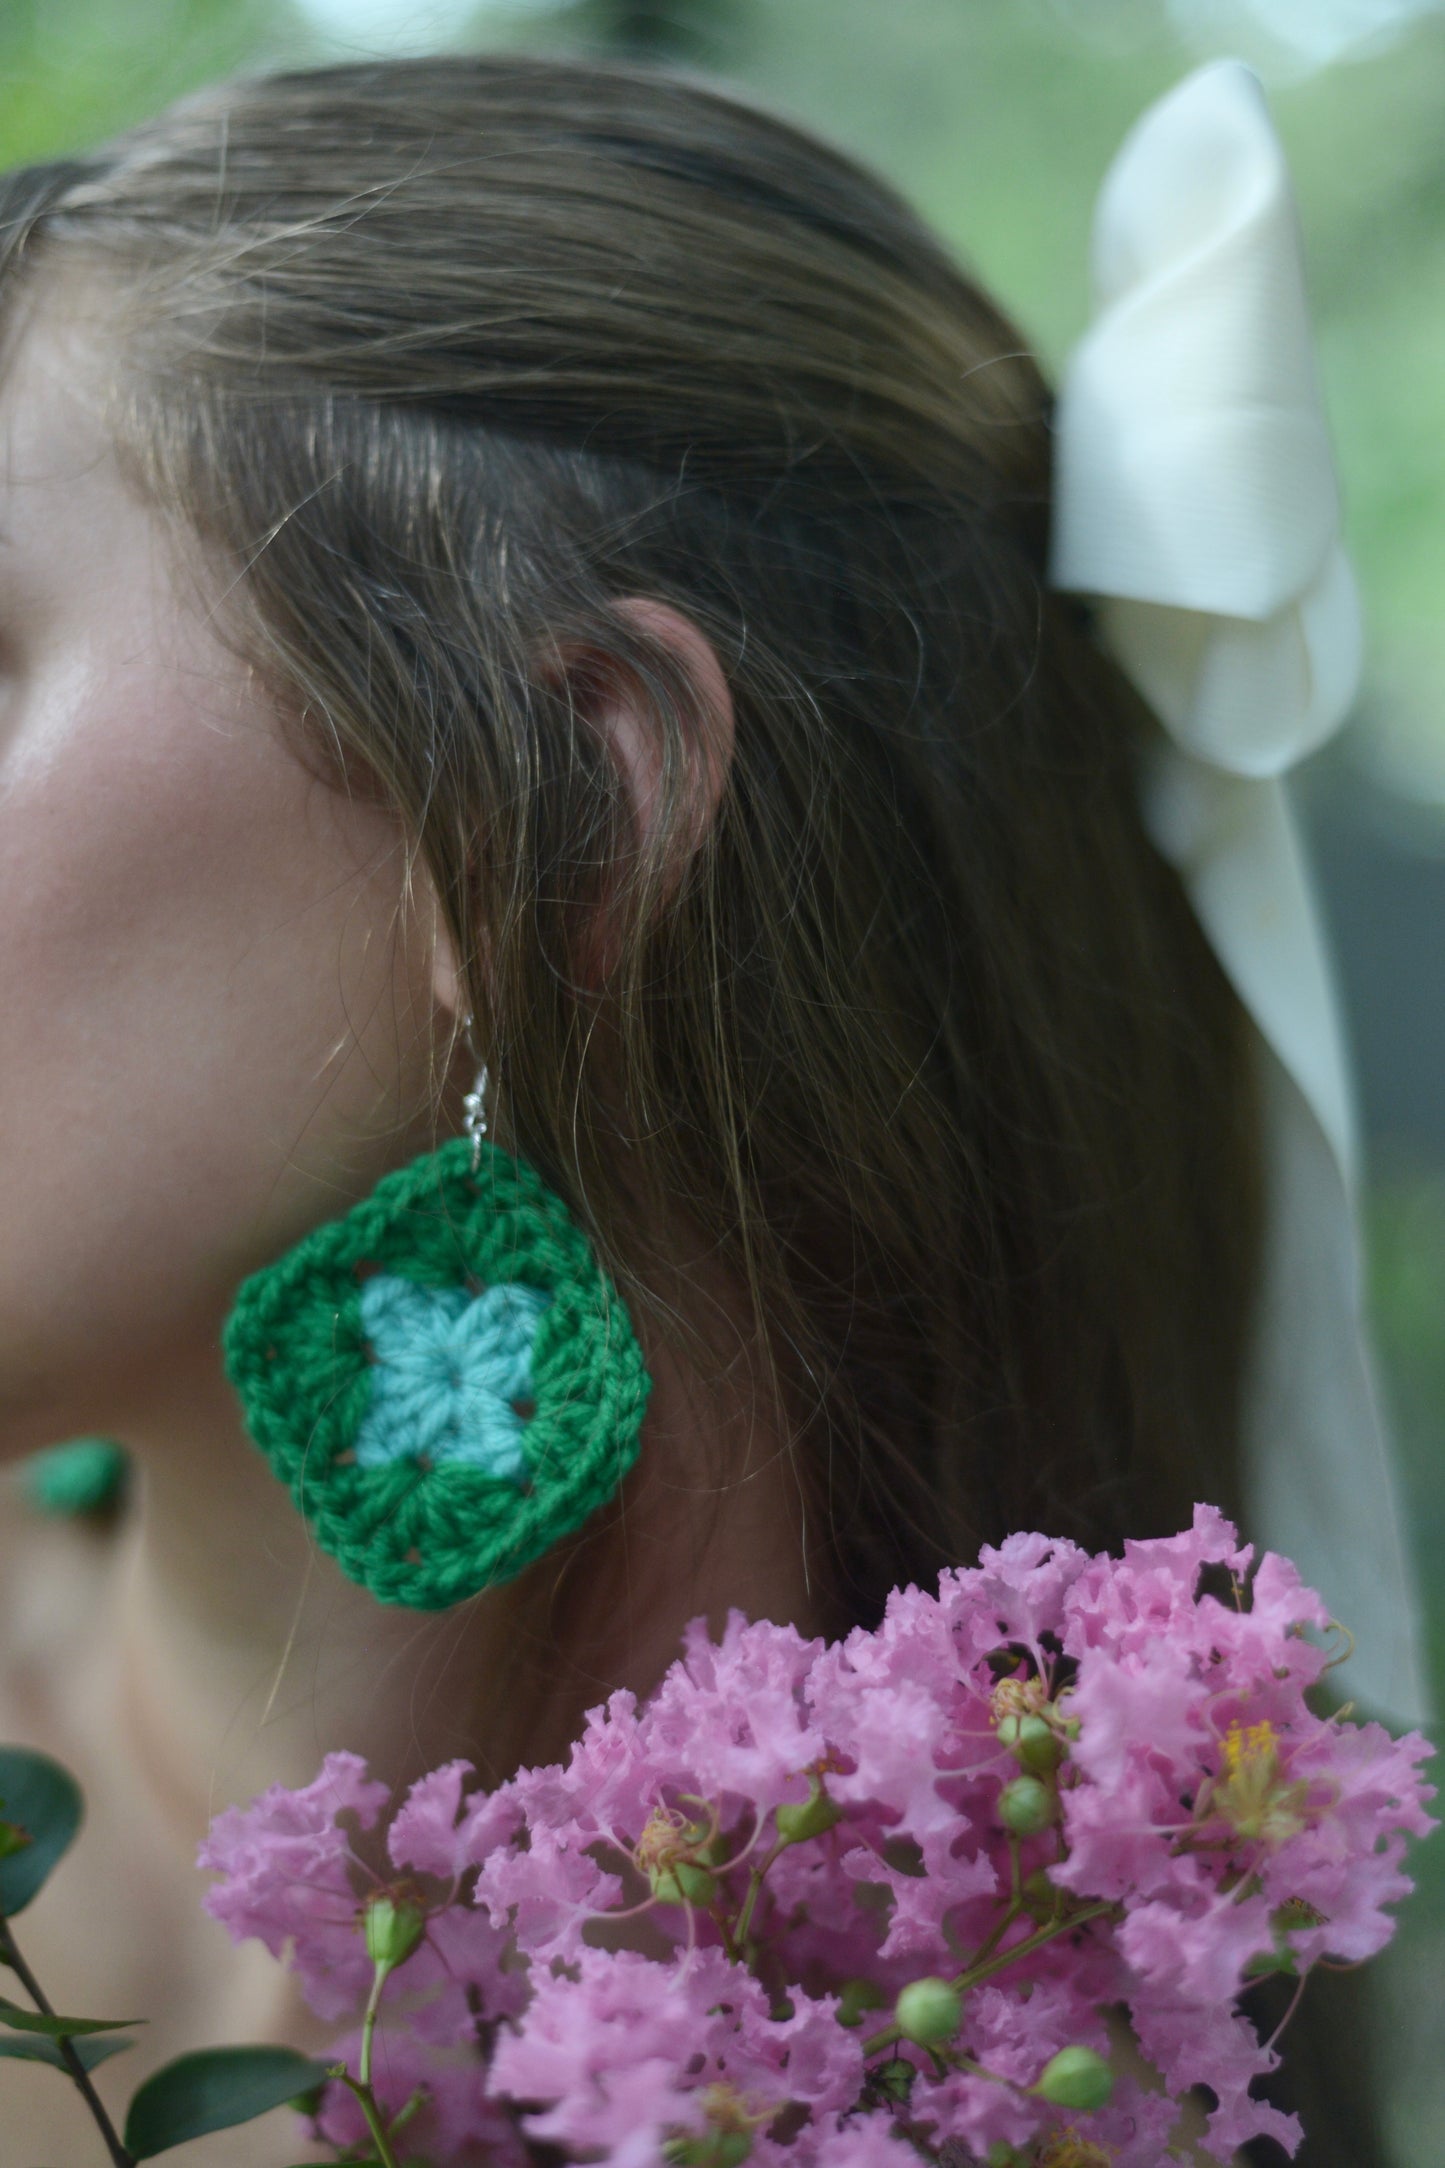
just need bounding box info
[991,1672,1052,1725]
[1211,1720,1310,1847]
[696,2081,773,2135]
[1224,1720,1276,1776]
[1035,2129,1114,2167]
[634,1802,695,1876]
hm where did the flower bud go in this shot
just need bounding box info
[712,2138,752,2168]
[665,2136,751,2168]
[998,1774,1056,1835]
[836,1977,886,2028]
[1034,2044,1114,2112]
[1014,1713,1064,1774]
[651,1860,718,1907]
[998,1712,1063,1774]
[1020,1866,1060,1920]
[775,1789,841,1844]
[364,1892,426,1972]
[893,1976,962,2046]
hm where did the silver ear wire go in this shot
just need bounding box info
[459,1012,490,1173]
[462,1065,490,1173]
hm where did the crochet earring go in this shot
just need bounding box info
[223,1051,651,1609]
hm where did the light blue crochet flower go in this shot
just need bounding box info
[355,1273,551,1480]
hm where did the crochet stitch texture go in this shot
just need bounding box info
[224,1137,651,1608]
[354,1275,550,1478]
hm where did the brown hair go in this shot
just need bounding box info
[0,53,1261,1635]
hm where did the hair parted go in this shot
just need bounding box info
[0,52,1262,1632]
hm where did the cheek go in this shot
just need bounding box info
[0,642,430,1437]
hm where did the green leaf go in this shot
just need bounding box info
[123,2045,334,2158]
[0,2031,135,2072]
[0,1748,83,1916]
[0,1994,141,2038]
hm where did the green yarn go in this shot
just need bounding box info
[223,1137,651,1610]
[20,1439,130,1519]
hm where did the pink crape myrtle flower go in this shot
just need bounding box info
[199,1509,1435,2168]
[198,1747,523,2021]
[488,1947,860,2167]
[198,1751,390,2021]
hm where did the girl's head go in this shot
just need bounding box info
[0,55,1259,1636]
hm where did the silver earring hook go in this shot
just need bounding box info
[462,1064,490,1173]
[459,1011,490,1172]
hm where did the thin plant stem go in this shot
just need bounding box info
[859,1899,1117,2060]
[336,2072,405,2168]
[961,1837,1026,1979]
[338,1959,405,2168]
[1262,1970,1309,2054]
[0,1912,135,2168]
[955,1898,1116,1993]
[733,1836,788,1954]
[359,1962,387,2094]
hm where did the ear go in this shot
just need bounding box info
[552,595,736,982]
[598,596,736,868]
[429,908,464,1023]
[430,596,736,1020]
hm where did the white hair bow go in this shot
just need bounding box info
[1050,58,1428,1723]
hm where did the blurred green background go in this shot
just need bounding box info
[1,0,1441,2156]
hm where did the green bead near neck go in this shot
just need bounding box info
[20,1438,130,1520]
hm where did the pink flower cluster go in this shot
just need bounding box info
[199,1508,1434,2167]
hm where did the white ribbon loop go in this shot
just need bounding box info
[1049,58,1428,1724]
[1050,57,1362,779]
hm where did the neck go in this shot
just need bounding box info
[93,1319,818,1842]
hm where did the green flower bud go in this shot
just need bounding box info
[998,1774,1056,1835]
[1014,1713,1064,1775]
[1035,2044,1114,2112]
[836,1977,887,2028]
[987,2147,1025,2168]
[364,1893,426,1972]
[893,1976,962,2047]
[996,1712,1024,1749]
[1019,1866,1061,1922]
[650,1860,718,1907]
[775,1789,842,1844]
[710,2137,752,2168]
[665,2136,752,2168]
